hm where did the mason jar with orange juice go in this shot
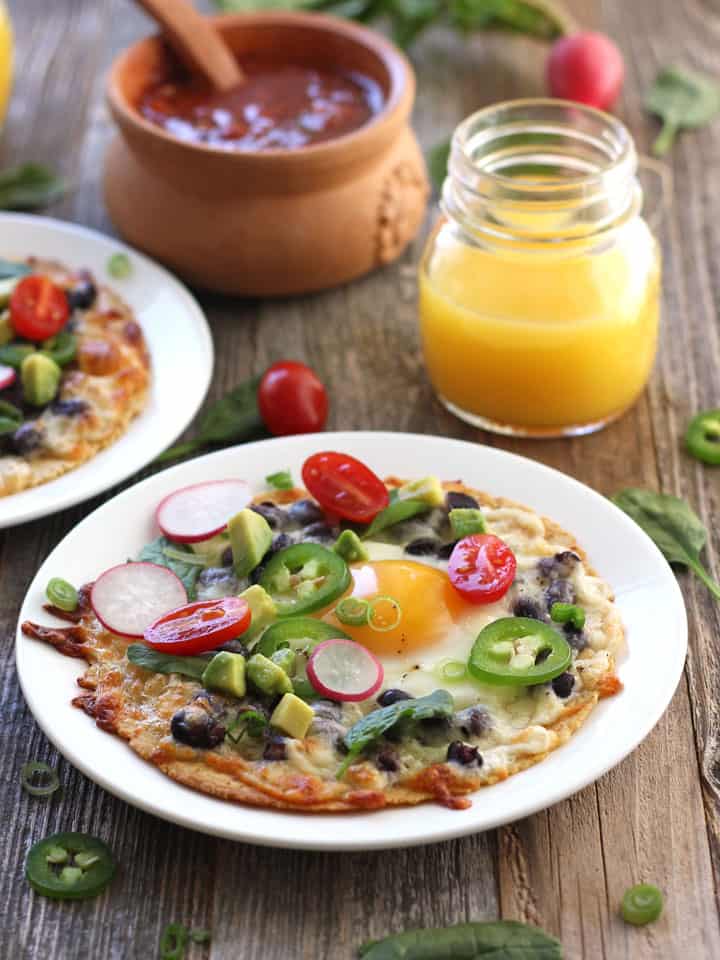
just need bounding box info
[419,100,660,437]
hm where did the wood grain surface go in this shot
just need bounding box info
[1,0,719,957]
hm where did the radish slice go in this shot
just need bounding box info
[0,364,16,390]
[91,562,187,638]
[156,479,252,543]
[307,639,384,702]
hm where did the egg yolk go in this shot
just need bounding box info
[321,560,469,656]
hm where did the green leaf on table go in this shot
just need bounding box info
[646,65,720,156]
[448,0,571,39]
[0,164,65,211]
[427,139,451,193]
[137,536,202,600]
[126,643,209,680]
[611,488,720,601]
[359,919,563,958]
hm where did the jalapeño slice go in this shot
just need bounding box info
[26,832,115,900]
[259,543,350,617]
[257,617,351,657]
[686,409,720,465]
[469,617,572,686]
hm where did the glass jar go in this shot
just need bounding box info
[418,99,661,437]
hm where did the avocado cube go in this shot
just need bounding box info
[21,353,61,407]
[247,653,293,696]
[271,647,296,675]
[333,529,369,563]
[238,584,277,642]
[201,652,246,698]
[270,693,314,740]
[449,508,487,540]
[228,508,273,577]
[396,476,445,507]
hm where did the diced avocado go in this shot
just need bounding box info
[228,508,273,577]
[190,532,229,567]
[247,653,293,696]
[271,647,296,675]
[396,476,445,508]
[270,693,314,739]
[449,507,487,539]
[0,309,13,346]
[239,584,277,642]
[201,651,246,698]
[0,276,19,308]
[21,352,61,407]
[333,529,369,563]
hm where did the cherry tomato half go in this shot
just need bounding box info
[144,597,250,655]
[258,361,328,436]
[10,275,70,342]
[448,534,517,604]
[302,451,389,524]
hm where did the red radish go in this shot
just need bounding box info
[547,32,624,111]
[91,562,187,638]
[307,638,384,702]
[0,364,16,390]
[156,479,251,543]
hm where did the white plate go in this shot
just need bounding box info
[16,432,687,850]
[0,214,213,527]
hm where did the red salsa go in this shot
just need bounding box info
[138,57,384,151]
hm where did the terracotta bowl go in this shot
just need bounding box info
[104,11,429,296]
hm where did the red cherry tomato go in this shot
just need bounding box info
[144,597,250,655]
[547,32,624,111]
[258,361,328,436]
[302,451,389,524]
[10,275,70,341]
[448,534,517,605]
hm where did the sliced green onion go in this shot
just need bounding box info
[160,923,189,960]
[265,470,293,490]
[45,578,78,613]
[162,546,207,567]
[621,883,663,926]
[190,929,212,944]
[367,595,402,633]
[107,252,131,280]
[550,602,585,630]
[336,596,370,626]
[21,761,60,798]
[437,659,467,682]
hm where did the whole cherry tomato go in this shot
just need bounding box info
[144,597,250,654]
[258,361,328,436]
[302,451,389,524]
[10,275,70,341]
[547,32,624,111]
[448,534,517,604]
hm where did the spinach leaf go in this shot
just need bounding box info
[0,342,35,370]
[612,488,720,600]
[0,259,31,280]
[156,375,264,463]
[226,708,268,742]
[126,643,208,680]
[428,138,451,193]
[137,536,202,599]
[359,920,562,959]
[0,399,22,437]
[339,689,453,776]
[266,469,293,490]
[362,499,430,539]
[0,164,65,210]
[646,66,720,156]
[448,0,571,40]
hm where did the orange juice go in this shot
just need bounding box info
[0,3,12,126]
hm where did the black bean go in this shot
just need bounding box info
[50,398,89,417]
[249,563,266,585]
[65,278,97,310]
[301,522,336,542]
[537,551,580,582]
[250,502,286,530]
[446,491,479,511]
[170,705,225,748]
[288,498,325,527]
[513,596,545,621]
[545,580,576,607]
[221,545,233,567]
[269,533,293,555]
[456,707,492,738]
[551,672,575,698]
[10,423,43,455]
[404,537,440,556]
[377,688,411,707]
[263,736,287,762]
[446,741,482,766]
[436,542,455,560]
[198,566,238,588]
[565,628,586,651]
[376,747,399,772]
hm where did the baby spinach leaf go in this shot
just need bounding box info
[226,708,268,742]
[448,0,571,40]
[126,643,209,680]
[646,66,720,156]
[611,488,720,601]
[359,920,563,959]
[266,469,293,490]
[339,689,453,776]
[156,375,264,463]
[0,259,31,280]
[0,164,65,210]
[428,138,451,193]
[137,536,201,600]
[0,399,22,436]
[362,499,430,539]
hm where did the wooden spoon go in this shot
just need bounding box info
[133,0,244,91]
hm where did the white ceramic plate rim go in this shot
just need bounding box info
[0,213,213,527]
[16,432,687,850]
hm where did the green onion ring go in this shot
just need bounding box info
[367,595,402,633]
[21,761,60,799]
[159,923,189,960]
[335,596,370,626]
[438,659,467,681]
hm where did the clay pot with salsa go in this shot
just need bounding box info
[104,12,429,296]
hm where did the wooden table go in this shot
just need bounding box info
[2,1,719,957]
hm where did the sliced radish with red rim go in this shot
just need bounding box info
[0,364,16,390]
[156,479,251,543]
[306,638,384,702]
[91,562,187,638]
